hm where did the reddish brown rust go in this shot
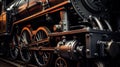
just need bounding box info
[13,1,70,25]
[48,28,89,36]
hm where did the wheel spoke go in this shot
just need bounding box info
[57,63,60,67]
[36,34,39,41]
[43,53,48,62]
[60,60,63,67]
[21,37,24,43]
[39,32,42,40]
[24,32,28,44]
[15,49,18,55]
[13,37,16,45]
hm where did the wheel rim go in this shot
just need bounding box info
[55,57,67,67]
[10,35,19,59]
[20,29,31,62]
[34,27,51,66]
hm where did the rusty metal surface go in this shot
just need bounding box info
[48,28,89,37]
[13,1,70,25]
[0,12,6,33]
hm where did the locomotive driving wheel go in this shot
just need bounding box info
[55,57,68,67]
[19,27,32,62]
[33,27,51,67]
[10,34,19,59]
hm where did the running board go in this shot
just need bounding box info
[48,28,89,37]
[29,47,55,52]
[48,28,110,37]
[13,1,70,25]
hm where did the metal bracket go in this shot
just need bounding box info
[60,10,69,32]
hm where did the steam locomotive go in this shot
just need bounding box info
[0,0,120,67]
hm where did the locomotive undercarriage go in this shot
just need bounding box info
[9,10,120,67]
[0,0,120,67]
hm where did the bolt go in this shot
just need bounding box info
[94,53,98,56]
[86,49,90,55]
[73,50,76,53]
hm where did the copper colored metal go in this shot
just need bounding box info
[0,12,6,33]
[13,1,70,25]
[48,28,89,36]
[29,38,49,47]
[29,46,55,52]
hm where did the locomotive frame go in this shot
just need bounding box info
[0,0,120,67]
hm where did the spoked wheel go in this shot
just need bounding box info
[20,27,32,62]
[10,34,19,59]
[55,57,68,67]
[34,27,51,67]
